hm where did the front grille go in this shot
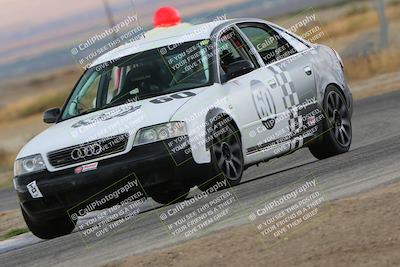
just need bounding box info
[47,134,129,168]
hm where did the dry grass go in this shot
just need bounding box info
[0,64,82,125]
[344,48,400,81]
[389,0,400,7]
[0,66,80,124]
[0,209,27,240]
[0,150,15,172]
[324,4,400,39]
[344,4,370,17]
[293,3,400,42]
[0,150,15,188]
[0,88,70,123]
[0,171,13,189]
[1,228,29,241]
[313,1,400,81]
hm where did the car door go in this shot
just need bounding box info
[217,26,285,161]
[237,22,318,157]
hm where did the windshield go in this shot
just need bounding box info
[61,40,213,121]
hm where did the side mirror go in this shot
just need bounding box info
[226,60,255,80]
[43,108,61,124]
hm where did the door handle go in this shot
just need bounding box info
[269,79,277,88]
[304,66,312,76]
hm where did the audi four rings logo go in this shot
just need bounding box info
[71,143,103,160]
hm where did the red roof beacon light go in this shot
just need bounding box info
[153,6,181,28]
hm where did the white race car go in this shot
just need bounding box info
[14,17,353,239]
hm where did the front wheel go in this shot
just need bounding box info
[21,207,76,239]
[199,119,244,191]
[309,86,352,159]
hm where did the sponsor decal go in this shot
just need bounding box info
[251,80,277,130]
[74,162,99,174]
[72,105,141,128]
[75,162,99,174]
[27,180,43,199]
[74,166,83,174]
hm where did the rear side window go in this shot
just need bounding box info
[273,27,309,53]
[240,27,278,54]
[239,23,297,65]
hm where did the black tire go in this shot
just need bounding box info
[151,187,190,205]
[199,118,244,191]
[309,86,352,159]
[21,207,76,239]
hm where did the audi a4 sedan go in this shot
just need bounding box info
[14,18,353,239]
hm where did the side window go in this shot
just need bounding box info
[273,27,309,52]
[239,23,297,65]
[217,28,258,82]
[65,72,101,117]
[240,27,278,55]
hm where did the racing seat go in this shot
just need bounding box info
[118,64,162,101]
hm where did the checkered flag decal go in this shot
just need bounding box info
[289,107,304,149]
[268,65,303,150]
[269,65,299,108]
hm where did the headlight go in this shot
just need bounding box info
[134,122,187,146]
[14,154,46,176]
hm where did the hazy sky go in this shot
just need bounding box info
[0,0,339,79]
[0,0,246,36]
[0,0,249,63]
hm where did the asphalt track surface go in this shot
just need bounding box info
[1,91,399,267]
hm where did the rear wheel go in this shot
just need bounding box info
[309,86,352,159]
[21,207,76,239]
[199,119,244,191]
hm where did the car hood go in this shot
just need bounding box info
[17,87,207,164]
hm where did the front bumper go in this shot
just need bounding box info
[14,137,211,220]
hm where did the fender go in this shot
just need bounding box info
[205,108,241,150]
[312,45,353,117]
[171,84,240,165]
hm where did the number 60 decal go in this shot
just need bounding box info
[150,91,196,104]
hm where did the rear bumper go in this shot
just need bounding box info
[14,136,211,220]
[344,84,354,118]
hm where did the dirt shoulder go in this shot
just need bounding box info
[106,182,400,267]
[0,209,27,240]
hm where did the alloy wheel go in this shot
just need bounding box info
[212,126,243,181]
[326,91,351,147]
